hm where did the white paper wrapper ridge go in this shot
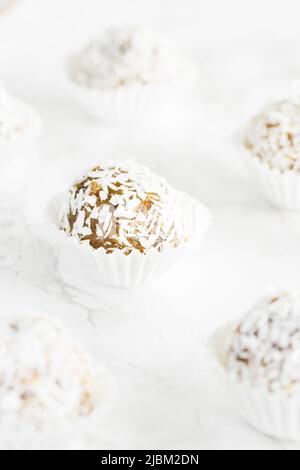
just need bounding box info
[45,191,210,289]
[66,56,199,127]
[241,145,300,211]
[208,324,300,442]
[0,363,116,450]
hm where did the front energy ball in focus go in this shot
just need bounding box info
[242,100,300,210]
[67,26,198,125]
[60,162,185,255]
[0,314,114,449]
[58,161,210,288]
[209,291,300,441]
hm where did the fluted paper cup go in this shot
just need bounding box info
[209,324,300,442]
[66,55,199,127]
[42,190,210,289]
[241,143,300,211]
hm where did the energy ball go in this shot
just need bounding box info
[0,315,97,423]
[226,291,300,393]
[71,26,188,90]
[244,100,300,173]
[60,161,186,255]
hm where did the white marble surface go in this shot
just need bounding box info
[1,0,300,450]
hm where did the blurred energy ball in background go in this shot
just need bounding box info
[0,0,16,14]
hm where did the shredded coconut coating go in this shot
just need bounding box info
[60,161,186,255]
[71,26,189,90]
[0,315,97,425]
[226,292,300,393]
[244,100,300,173]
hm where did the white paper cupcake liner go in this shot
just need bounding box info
[208,324,300,442]
[0,363,116,450]
[241,145,300,211]
[0,98,42,191]
[42,190,210,289]
[66,56,199,127]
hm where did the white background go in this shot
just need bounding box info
[1,0,300,450]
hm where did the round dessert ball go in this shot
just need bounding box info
[0,315,96,423]
[244,100,300,173]
[226,292,300,393]
[60,161,186,255]
[71,26,188,90]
